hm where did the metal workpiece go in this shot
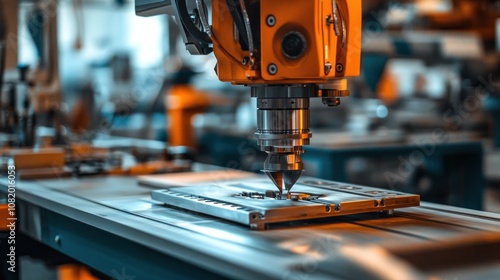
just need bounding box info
[151,177,421,230]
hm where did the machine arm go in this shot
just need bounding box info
[136,0,362,197]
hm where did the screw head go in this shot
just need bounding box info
[266,15,276,27]
[267,63,278,75]
[336,63,344,73]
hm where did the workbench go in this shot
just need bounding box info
[1,166,499,280]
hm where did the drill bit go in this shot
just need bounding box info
[263,151,304,199]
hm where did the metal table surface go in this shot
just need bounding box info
[2,169,500,280]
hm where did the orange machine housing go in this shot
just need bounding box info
[212,0,362,85]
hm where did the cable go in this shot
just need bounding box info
[338,2,347,48]
[238,0,254,54]
[210,34,248,70]
[195,0,247,70]
[226,0,249,49]
[195,0,212,36]
[338,3,347,56]
[332,0,340,36]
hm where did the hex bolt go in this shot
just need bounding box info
[266,15,276,27]
[268,63,278,75]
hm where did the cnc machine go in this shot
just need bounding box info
[137,0,362,197]
[0,2,499,279]
[135,1,422,229]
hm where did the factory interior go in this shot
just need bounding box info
[1,0,500,279]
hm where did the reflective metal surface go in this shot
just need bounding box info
[257,109,310,136]
[254,86,312,194]
[135,0,173,17]
[151,177,420,230]
[2,167,500,280]
[252,84,351,194]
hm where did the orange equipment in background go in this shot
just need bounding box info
[58,265,98,280]
[166,85,209,148]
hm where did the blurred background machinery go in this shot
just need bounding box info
[0,0,499,279]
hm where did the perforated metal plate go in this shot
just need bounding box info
[151,178,420,230]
